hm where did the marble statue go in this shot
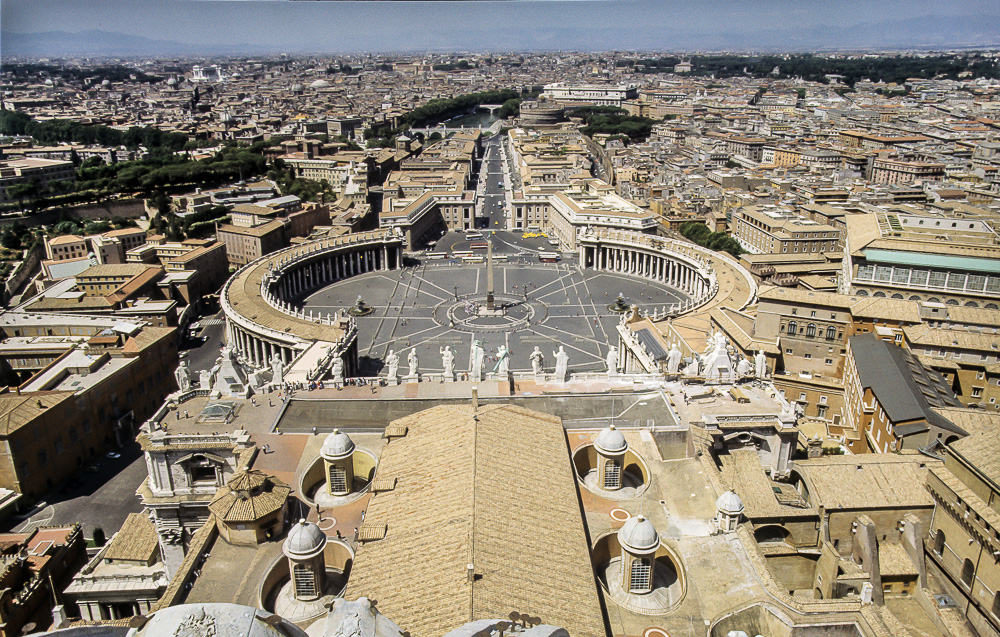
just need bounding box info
[198,368,212,390]
[683,354,701,376]
[737,357,753,377]
[385,350,399,383]
[606,346,619,376]
[270,352,284,385]
[666,343,683,374]
[529,346,544,375]
[174,358,191,392]
[407,349,419,378]
[553,346,569,381]
[440,346,455,380]
[332,357,345,384]
[470,340,485,382]
[754,350,768,379]
[494,345,510,375]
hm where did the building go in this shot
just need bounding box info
[732,205,842,255]
[0,525,86,636]
[0,320,178,500]
[63,512,168,621]
[541,82,639,107]
[0,158,76,204]
[925,409,1000,637]
[842,206,1000,307]
[23,264,178,328]
[844,333,964,453]
[217,219,288,267]
[901,322,1000,410]
[547,180,658,249]
[137,427,253,577]
[870,158,946,184]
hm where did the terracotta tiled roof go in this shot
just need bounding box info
[344,404,605,637]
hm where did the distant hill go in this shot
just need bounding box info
[2,30,263,58]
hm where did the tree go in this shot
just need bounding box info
[5,183,36,211]
[92,527,106,547]
[0,230,21,250]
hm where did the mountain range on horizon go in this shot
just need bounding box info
[3,14,1000,59]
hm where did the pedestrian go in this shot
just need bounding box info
[184,410,189,419]
[176,411,180,420]
[268,398,273,407]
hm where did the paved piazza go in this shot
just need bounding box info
[301,254,691,376]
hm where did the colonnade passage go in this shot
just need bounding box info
[275,245,397,302]
[584,245,708,297]
[227,321,297,370]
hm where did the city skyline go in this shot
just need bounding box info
[2,0,1000,57]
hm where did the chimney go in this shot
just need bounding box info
[471,385,479,412]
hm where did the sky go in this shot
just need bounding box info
[2,0,1000,57]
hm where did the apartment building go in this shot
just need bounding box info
[733,205,842,255]
[217,219,288,267]
[844,333,964,454]
[871,158,946,184]
[0,319,178,501]
[926,410,1000,637]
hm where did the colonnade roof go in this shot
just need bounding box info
[224,231,399,344]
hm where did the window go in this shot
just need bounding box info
[787,321,798,335]
[329,465,348,492]
[604,460,621,489]
[785,348,793,355]
[993,591,1000,618]
[825,358,833,365]
[826,327,837,340]
[630,558,652,592]
[817,405,827,418]
[799,393,807,401]
[972,388,983,399]
[806,324,816,337]
[293,564,316,598]
[961,558,975,588]
[37,449,47,465]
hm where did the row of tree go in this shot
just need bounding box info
[0,111,188,151]
[679,221,743,258]
[616,53,1000,86]
[567,106,659,143]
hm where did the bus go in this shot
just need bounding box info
[465,231,484,240]
[538,251,561,263]
[470,241,489,250]
[462,255,486,264]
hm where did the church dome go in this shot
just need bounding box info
[595,424,627,455]
[321,429,355,460]
[135,603,302,637]
[283,520,326,558]
[716,490,744,515]
[166,76,178,86]
[618,514,659,553]
[309,79,331,88]
[290,83,305,93]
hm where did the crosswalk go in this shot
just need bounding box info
[200,318,224,328]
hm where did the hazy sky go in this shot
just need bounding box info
[3,0,1000,56]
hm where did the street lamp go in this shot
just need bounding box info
[454,285,459,301]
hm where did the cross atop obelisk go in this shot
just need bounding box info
[486,237,495,311]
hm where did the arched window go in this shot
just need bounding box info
[856,289,869,297]
[909,295,922,301]
[806,324,816,337]
[946,299,960,306]
[873,291,886,298]
[787,321,798,335]
[961,558,975,588]
[604,459,621,489]
[630,558,651,592]
[965,301,979,308]
[986,303,999,310]
[934,529,945,556]
[891,293,904,299]
[826,327,836,340]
